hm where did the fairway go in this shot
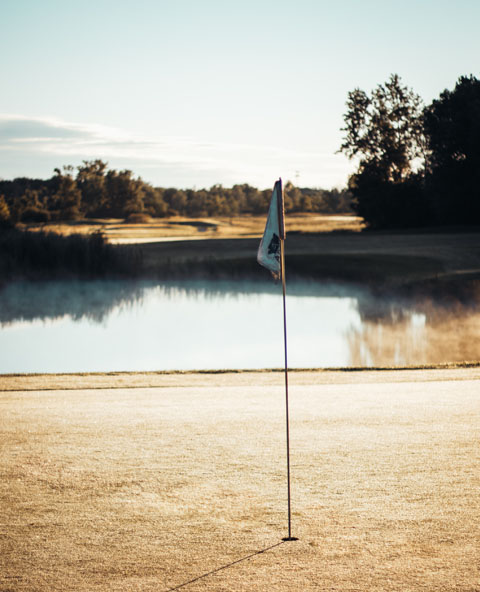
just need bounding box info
[1,369,480,591]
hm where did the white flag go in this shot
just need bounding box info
[257,179,285,279]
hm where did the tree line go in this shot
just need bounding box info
[0,162,352,226]
[339,73,480,228]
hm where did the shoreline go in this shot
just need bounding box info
[2,363,480,392]
[3,221,480,287]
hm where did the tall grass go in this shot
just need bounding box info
[0,228,141,280]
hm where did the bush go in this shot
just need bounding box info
[0,229,142,279]
[350,167,430,229]
[62,205,83,221]
[20,207,51,223]
[0,195,12,227]
[125,212,152,224]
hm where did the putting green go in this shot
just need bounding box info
[1,369,479,591]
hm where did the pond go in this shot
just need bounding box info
[1,279,479,373]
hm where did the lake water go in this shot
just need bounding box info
[1,279,479,373]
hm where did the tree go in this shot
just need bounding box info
[19,188,51,222]
[76,160,108,217]
[0,195,11,227]
[229,185,246,215]
[240,184,265,214]
[143,186,168,217]
[423,75,480,224]
[105,169,145,217]
[320,188,353,214]
[283,181,301,211]
[340,74,425,182]
[163,188,187,215]
[52,166,82,219]
[339,74,428,228]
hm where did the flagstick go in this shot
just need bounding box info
[280,237,297,542]
[257,177,297,542]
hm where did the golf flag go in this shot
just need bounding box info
[257,178,296,540]
[257,179,285,279]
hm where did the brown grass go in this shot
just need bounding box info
[21,213,364,243]
[1,369,480,591]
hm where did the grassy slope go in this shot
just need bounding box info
[138,231,480,288]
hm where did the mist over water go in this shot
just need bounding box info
[0,279,479,373]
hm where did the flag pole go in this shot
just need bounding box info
[256,178,297,542]
[278,179,297,542]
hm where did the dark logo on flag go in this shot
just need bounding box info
[268,233,280,260]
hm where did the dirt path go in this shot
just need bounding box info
[1,368,480,591]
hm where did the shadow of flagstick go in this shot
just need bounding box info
[164,540,288,591]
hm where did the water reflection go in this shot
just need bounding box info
[0,280,146,325]
[350,294,480,366]
[0,279,364,326]
[0,279,479,372]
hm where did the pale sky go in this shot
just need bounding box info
[1,0,479,189]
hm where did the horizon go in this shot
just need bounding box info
[0,153,352,191]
